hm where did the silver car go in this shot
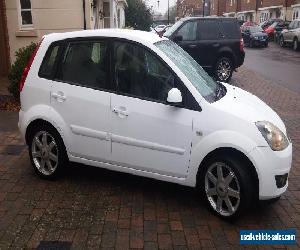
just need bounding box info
[280,19,300,51]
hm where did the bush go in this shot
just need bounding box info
[8,42,37,100]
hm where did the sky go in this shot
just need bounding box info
[146,0,176,14]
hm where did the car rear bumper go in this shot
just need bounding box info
[235,51,245,68]
[247,144,293,200]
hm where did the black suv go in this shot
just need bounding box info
[164,17,245,82]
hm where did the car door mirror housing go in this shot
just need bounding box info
[167,88,182,104]
[173,35,183,43]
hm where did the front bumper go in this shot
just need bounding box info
[247,143,292,200]
[252,39,268,47]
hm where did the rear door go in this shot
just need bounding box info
[50,39,112,162]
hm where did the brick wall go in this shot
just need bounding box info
[210,0,226,15]
[261,0,295,7]
[226,0,239,13]
[240,0,257,11]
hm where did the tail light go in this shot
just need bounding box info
[240,38,244,52]
[19,38,43,92]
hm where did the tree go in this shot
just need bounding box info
[125,0,152,31]
[164,5,177,24]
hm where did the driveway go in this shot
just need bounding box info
[0,66,299,249]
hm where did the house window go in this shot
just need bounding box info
[19,0,33,27]
[230,0,233,6]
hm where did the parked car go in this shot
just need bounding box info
[241,25,268,47]
[274,21,291,43]
[279,19,300,51]
[164,17,245,82]
[241,21,257,27]
[18,29,292,219]
[265,21,291,41]
[260,18,283,30]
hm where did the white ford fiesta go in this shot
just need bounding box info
[18,29,292,218]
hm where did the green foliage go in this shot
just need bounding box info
[125,0,152,31]
[8,42,37,100]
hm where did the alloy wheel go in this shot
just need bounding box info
[31,131,59,176]
[216,59,232,81]
[205,162,241,217]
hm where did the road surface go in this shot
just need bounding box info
[243,42,300,93]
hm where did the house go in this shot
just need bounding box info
[0,0,127,77]
[210,0,226,16]
[258,0,294,22]
[223,0,241,17]
[177,0,210,18]
[236,0,260,21]
[292,0,300,19]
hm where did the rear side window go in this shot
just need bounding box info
[220,20,240,39]
[197,20,220,40]
[39,43,61,79]
[176,21,197,41]
[56,40,109,90]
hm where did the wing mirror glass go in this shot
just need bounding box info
[167,88,182,104]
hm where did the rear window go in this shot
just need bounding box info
[220,19,240,39]
[39,42,61,79]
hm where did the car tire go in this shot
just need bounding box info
[199,154,255,219]
[28,124,68,180]
[214,57,233,82]
[265,42,268,47]
[279,36,285,47]
[249,40,253,48]
[293,38,299,51]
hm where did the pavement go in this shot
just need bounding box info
[0,56,300,249]
[244,42,300,94]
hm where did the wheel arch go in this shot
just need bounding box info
[196,147,259,200]
[216,49,235,68]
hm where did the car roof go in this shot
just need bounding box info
[43,29,167,46]
[180,16,237,21]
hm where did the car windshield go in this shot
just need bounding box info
[155,40,219,103]
[163,20,183,38]
[249,26,263,33]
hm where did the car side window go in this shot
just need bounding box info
[220,20,240,38]
[289,21,295,29]
[176,21,197,41]
[198,20,220,40]
[114,41,176,103]
[39,43,61,79]
[56,40,109,90]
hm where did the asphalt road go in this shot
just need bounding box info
[243,42,300,93]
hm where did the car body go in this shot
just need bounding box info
[280,19,300,51]
[241,25,268,48]
[18,29,292,218]
[260,18,283,30]
[265,21,291,41]
[274,21,291,43]
[164,17,245,82]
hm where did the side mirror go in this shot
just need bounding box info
[173,35,183,43]
[167,88,182,105]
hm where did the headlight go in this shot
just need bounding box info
[254,36,259,40]
[256,121,289,151]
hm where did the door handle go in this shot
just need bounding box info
[213,43,220,48]
[113,107,129,117]
[51,92,66,102]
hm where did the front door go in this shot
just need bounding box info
[110,40,194,177]
[51,39,112,162]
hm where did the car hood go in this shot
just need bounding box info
[212,83,286,133]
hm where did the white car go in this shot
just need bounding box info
[18,29,292,218]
